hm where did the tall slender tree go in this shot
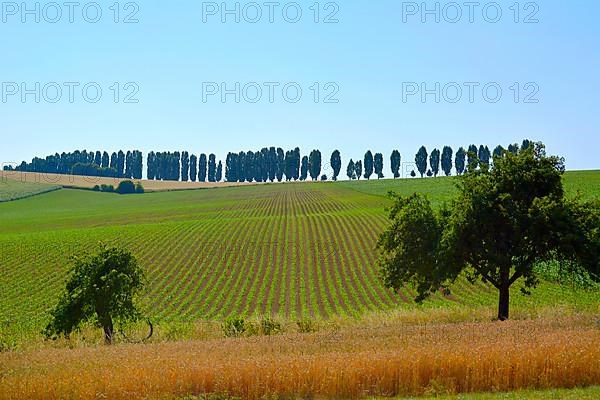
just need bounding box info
[208,154,217,182]
[364,151,374,180]
[374,153,384,179]
[355,160,363,180]
[430,148,441,177]
[441,146,453,176]
[276,148,285,182]
[181,151,190,182]
[415,146,428,178]
[198,154,207,182]
[101,152,109,169]
[308,150,322,181]
[479,145,491,167]
[300,156,309,181]
[467,144,479,170]
[216,161,223,182]
[330,150,342,181]
[347,159,356,180]
[493,145,505,158]
[189,154,198,182]
[455,147,466,175]
[390,150,401,179]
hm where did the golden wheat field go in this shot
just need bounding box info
[1,315,599,400]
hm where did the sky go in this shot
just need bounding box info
[1,0,599,177]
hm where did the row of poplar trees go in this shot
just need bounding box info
[8,142,530,182]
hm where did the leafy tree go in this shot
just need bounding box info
[198,154,207,182]
[330,150,342,181]
[441,146,453,176]
[378,142,599,321]
[390,150,401,179]
[189,154,198,182]
[117,150,126,178]
[44,244,146,344]
[110,152,118,171]
[347,159,356,180]
[455,147,466,175]
[374,153,384,179]
[415,146,428,178]
[522,139,532,150]
[268,147,277,182]
[364,151,374,180]
[147,152,156,180]
[300,156,309,181]
[354,160,363,180]
[429,149,440,177]
[216,161,223,182]
[94,151,102,166]
[508,144,519,154]
[308,150,322,181]
[181,151,190,182]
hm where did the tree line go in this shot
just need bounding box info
[5,150,143,179]
[4,140,534,182]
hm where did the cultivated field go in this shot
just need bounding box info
[0,178,61,202]
[0,171,598,341]
[0,170,262,192]
[1,315,599,399]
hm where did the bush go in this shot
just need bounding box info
[296,318,316,333]
[135,182,145,194]
[116,180,137,195]
[260,316,282,336]
[93,185,100,192]
[100,184,114,193]
[222,317,246,337]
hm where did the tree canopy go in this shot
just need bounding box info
[44,244,146,344]
[378,142,599,320]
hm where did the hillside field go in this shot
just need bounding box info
[0,177,61,202]
[1,171,598,340]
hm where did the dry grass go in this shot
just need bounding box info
[1,315,599,400]
[0,171,264,192]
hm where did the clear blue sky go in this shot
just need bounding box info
[1,0,599,176]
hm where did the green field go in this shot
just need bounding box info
[0,179,61,202]
[1,172,599,336]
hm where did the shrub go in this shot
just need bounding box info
[260,316,282,336]
[222,317,246,337]
[92,185,100,192]
[296,318,316,333]
[116,180,137,195]
[135,182,145,194]
[100,184,114,193]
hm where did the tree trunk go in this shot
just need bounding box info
[102,316,114,345]
[498,284,510,321]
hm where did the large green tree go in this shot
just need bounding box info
[415,146,428,178]
[377,142,599,321]
[44,244,146,344]
[300,156,309,181]
[364,151,374,180]
[330,150,342,181]
[390,150,401,179]
[198,154,207,182]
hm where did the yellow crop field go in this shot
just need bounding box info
[1,315,598,400]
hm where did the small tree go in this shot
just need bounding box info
[116,180,137,194]
[415,146,428,178]
[390,150,401,179]
[378,142,599,321]
[44,244,145,344]
[455,147,466,175]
